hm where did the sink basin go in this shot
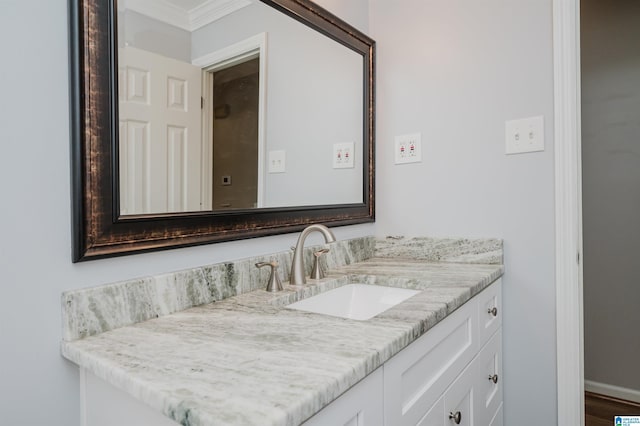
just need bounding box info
[286,284,420,320]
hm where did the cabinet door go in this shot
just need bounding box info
[303,368,383,426]
[416,397,445,426]
[488,403,503,426]
[82,369,180,426]
[443,363,475,426]
[474,330,503,426]
[477,279,502,347]
[384,298,478,426]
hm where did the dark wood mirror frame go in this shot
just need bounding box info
[69,0,375,262]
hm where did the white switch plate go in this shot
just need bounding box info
[505,116,544,155]
[394,133,422,164]
[333,142,355,169]
[268,150,286,173]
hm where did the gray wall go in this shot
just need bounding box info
[368,1,557,425]
[315,0,369,34]
[581,0,640,393]
[1,0,563,425]
[193,2,364,207]
[0,0,371,424]
[121,10,191,62]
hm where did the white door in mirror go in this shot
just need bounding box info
[287,284,420,320]
[119,46,204,215]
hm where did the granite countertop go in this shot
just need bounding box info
[61,237,504,426]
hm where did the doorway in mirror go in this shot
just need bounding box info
[208,57,260,210]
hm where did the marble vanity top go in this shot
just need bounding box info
[61,236,504,426]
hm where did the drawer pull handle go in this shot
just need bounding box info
[449,411,462,424]
[487,307,498,317]
[489,374,499,384]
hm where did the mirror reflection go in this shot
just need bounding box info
[117,0,364,215]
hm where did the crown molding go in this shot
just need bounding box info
[121,0,191,30]
[120,0,252,32]
[189,0,252,31]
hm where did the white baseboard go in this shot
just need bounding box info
[585,380,640,404]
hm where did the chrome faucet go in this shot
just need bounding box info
[289,224,336,285]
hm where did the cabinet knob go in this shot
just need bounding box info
[488,374,499,384]
[449,411,462,424]
[487,307,498,317]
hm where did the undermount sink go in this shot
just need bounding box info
[286,284,420,320]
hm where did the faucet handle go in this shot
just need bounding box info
[310,248,330,280]
[255,260,284,292]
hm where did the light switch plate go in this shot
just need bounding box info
[268,150,286,173]
[333,142,355,169]
[394,133,422,164]
[505,116,544,155]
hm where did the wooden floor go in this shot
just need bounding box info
[586,392,640,426]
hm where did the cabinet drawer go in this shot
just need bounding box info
[477,279,502,347]
[474,329,503,426]
[303,368,383,426]
[384,299,478,426]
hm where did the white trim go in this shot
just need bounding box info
[195,33,268,208]
[121,0,191,30]
[200,68,212,210]
[192,33,266,68]
[585,381,640,404]
[256,37,267,208]
[120,0,251,32]
[189,0,252,31]
[80,368,87,426]
[553,0,584,425]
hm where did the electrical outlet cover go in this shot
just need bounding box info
[394,133,422,164]
[333,142,355,169]
[268,150,286,173]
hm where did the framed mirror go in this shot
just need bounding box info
[69,0,375,262]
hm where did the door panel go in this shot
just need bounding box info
[444,363,475,426]
[416,397,445,426]
[303,368,384,426]
[488,403,503,426]
[119,120,151,214]
[119,46,203,214]
[477,279,502,347]
[384,299,478,426]
[474,330,503,426]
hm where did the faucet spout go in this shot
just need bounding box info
[289,224,336,285]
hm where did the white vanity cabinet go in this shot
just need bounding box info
[386,279,503,426]
[412,328,503,426]
[474,329,503,426]
[80,279,502,426]
[303,368,384,426]
[302,279,503,426]
[81,369,180,426]
[383,289,479,425]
